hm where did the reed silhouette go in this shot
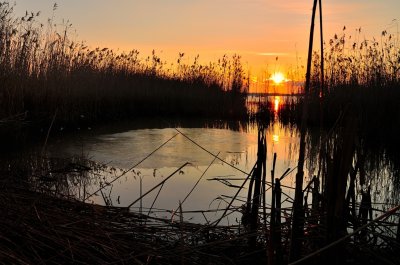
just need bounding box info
[0,2,248,134]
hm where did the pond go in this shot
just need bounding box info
[32,112,397,227]
[41,119,301,225]
[4,96,398,227]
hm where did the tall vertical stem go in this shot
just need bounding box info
[249,129,265,248]
[304,0,318,96]
[317,0,325,178]
[319,0,324,97]
[269,153,277,265]
[289,0,318,262]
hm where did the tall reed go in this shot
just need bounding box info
[0,2,248,130]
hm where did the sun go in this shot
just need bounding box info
[271,72,285,84]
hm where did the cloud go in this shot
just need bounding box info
[257,52,290,56]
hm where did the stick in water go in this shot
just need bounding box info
[127,162,191,209]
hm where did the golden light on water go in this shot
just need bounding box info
[274,96,280,112]
[272,111,280,143]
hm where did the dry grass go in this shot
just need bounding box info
[0,156,264,265]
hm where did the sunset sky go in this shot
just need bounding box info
[12,0,400,88]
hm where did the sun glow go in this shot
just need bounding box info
[271,72,285,84]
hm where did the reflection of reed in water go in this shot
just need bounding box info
[291,103,400,263]
[8,154,103,202]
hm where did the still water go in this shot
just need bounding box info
[43,119,303,225]
[22,95,394,226]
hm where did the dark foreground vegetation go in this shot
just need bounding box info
[1,186,253,264]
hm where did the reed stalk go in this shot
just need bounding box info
[290,0,319,261]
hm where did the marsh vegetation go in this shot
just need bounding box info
[1,0,400,264]
[0,2,248,136]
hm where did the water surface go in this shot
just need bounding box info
[36,98,400,225]
[45,121,301,224]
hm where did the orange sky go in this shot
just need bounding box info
[13,0,400,90]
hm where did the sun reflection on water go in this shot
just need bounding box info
[274,96,280,112]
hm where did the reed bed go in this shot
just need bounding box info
[264,27,400,184]
[278,27,400,127]
[310,27,400,127]
[0,186,251,264]
[0,2,248,132]
[266,26,400,128]
[0,152,272,265]
[315,28,400,182]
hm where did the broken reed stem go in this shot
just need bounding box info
[289,204,400,265]
[214,164,256,227]
[179,200,185,265]
[262,129,268,259]
[84,133,179,201]
[175,128,252,176]
[275,177,283,265]
[41,109,57,155]
[247,128,266,248]
[127,162,190,209]
[269,153,277,265]
[175,152,220,213]
[146,183,165,219]
[140,176,143,215]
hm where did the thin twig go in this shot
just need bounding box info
[84,133,179,201]
[127,162,191,209]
